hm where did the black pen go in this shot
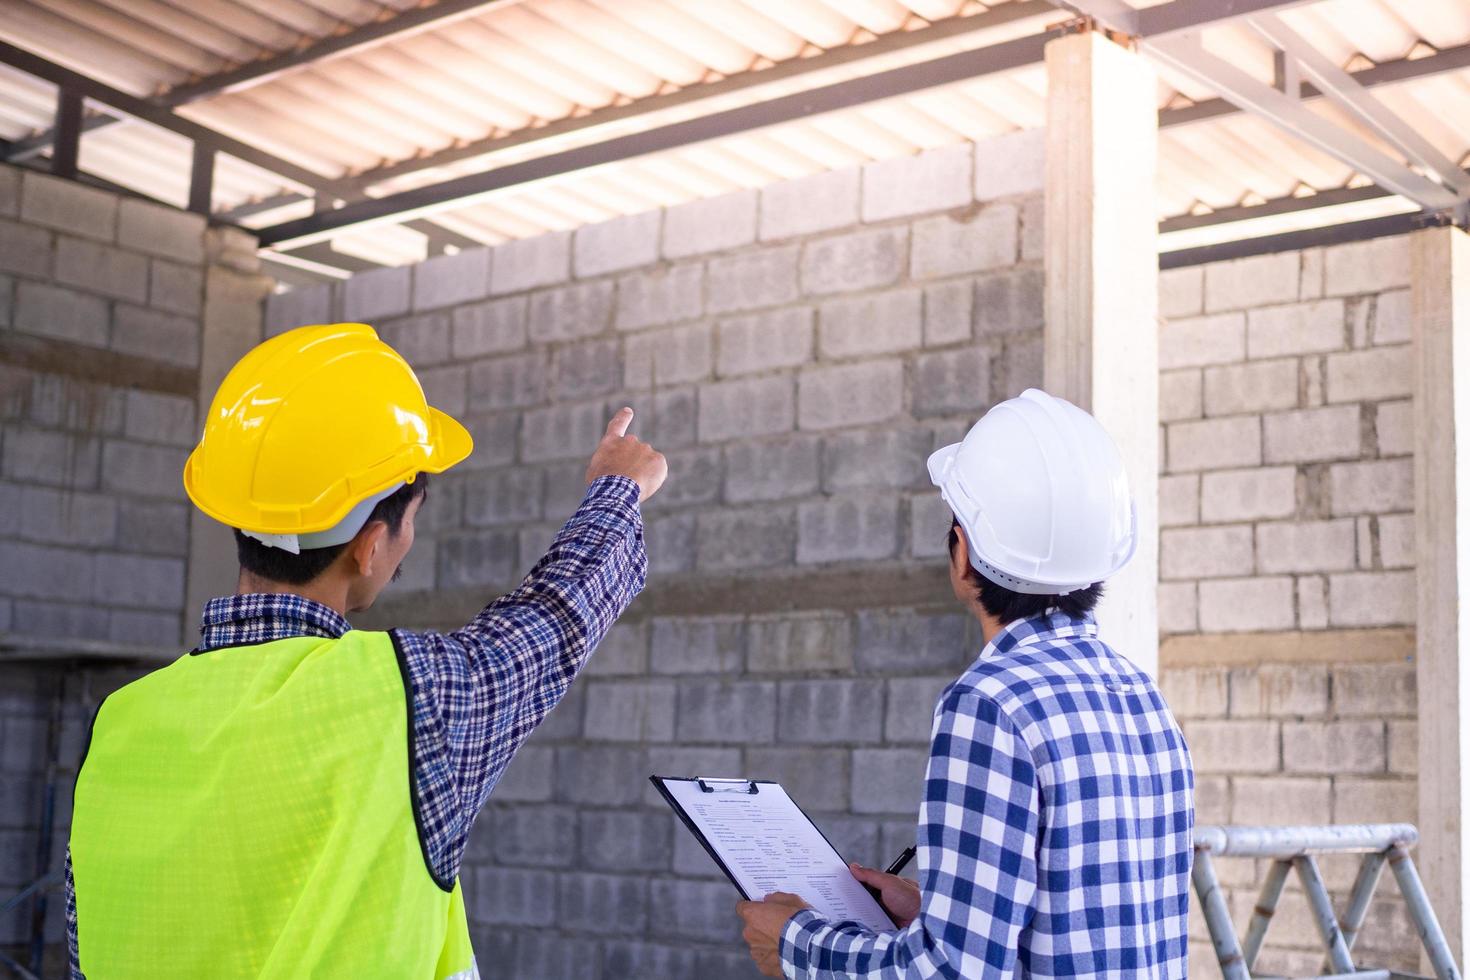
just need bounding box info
[884,846,917,876]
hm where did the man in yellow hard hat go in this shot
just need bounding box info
[64,323,667,979]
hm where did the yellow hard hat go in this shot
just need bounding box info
[183,322,472,538]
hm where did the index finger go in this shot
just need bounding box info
[606,406,633,438]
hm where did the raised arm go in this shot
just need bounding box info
[775,691,1041,979]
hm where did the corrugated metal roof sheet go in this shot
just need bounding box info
[1,0,1466,267]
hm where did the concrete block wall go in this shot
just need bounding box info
[286,135,1044,976]
[1157,235,1421,975]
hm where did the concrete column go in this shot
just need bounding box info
[1042,30,1160,675]
[183,228,273,636]
[1413,224,1470,967]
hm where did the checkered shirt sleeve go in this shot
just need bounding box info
[779,612,1194,979]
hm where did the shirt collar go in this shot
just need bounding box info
[198,593,351,652]
[982,609,1098,660]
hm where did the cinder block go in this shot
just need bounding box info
[910,205,1017,281]
[452,296,526,359]
[1185,719,1281,773]
[698,375,794,442]
[1283,720,1385,774]
[411,247,490,311]
[1160,266,1203,319]
[14,281,108,348]
[1159,582,1199,634]
[648,878,744,944]
[1333,663,1415,717]
[1204,252,1300,313]
[1158,666,1229,719]
[676,679,777,743]
[1263,405,1360,464]
[0,167,16,217]
[1388,720,1416,775]
[573,210,660,277]
[823,427,931,493]
[16,486,116,547]
[115,499,189,556]
[1325,345,1411,403]
[724,436,820,503]
[800,226,905,296]
[974,128,1043,200]
[850,748,927,815]
[779,679,882,743]
[797,360,903,431]
[707,246,800,314]
[342,265,411,321]
[1229,664,1329,718]
[436,530,517,589]
[650,446,722,509]
[0,217,50,278]
[1159,369,1203,422]
[205,224,260,275]
[1328,570,1415,627]
[1373,288,1411,345]
[1018,196,1043,263]
[618,386,695,450]
[662,190,757,259]
[20,374,125,434]
[1160,312,1246,370]
[124,390,196,447]
[528,279,614,343]
[1159,473,1200,527]
[1199,466,1296,523]
[462,468,542,526]
[1329,458,1412,515]
[265,283,333,333]
[380,312,451,366]
[116,198,205,263]
[468,867,557,926]
[1377,512,1413,569]
[912,347,989,418]
[922,279,972,347]
[3,426,101,488]
[559,873,648,935]
[910,491,952,558]
[1246,300,1346,359]
[510,933,602,979]
[148,259,203,316]
[744,747,850,810]
[746,613,852,673]
[853,609,971,674]
[650,616,745,675]
[715,307,813,377]
[490,231,571,295]
[487,804,578,867]
[1375,399,1412,457]
[97,440,186,497]
[759,167,860,241]
[1160,524,1254,580]
[93,552,184,610]
[694,507,795,570]
[884,676,946,743]
[616,263,702,330]
[818,289,921,359]
[645,512,696,575]
[1324,235,1410,296]
[521,401,605,463]
[1203,359,1298,416]
[862,144,971,222]
[623,322,711,388]
[604,941,699,977]
[583,680,676,742]
[976,267,1045,338]
[1166,416,1261,472]
[1198,576,1295,632]
[467,352,546,410]
[1255,519,1356,574]
[586,622,648,677]
[9,598,107,639]
[111,304,199,366]
[421,366,469,418]
[20,171,117,240]
[797,493,900,564]
[551,338,621,399]
[580,809,671,872]
[554,746,646,805]
[1334,779,1419,831]
[1231,776,1329,825]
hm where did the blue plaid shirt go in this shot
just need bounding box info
[67,475,645,977]
[781,611,1194,979]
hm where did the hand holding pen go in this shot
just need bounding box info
[850,846,920,928]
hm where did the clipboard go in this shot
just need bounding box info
[650,774,898,932]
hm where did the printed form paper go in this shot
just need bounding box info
[658,778,897,933]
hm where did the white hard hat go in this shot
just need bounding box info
[927,388,1137,595]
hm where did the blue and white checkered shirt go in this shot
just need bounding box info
[781,611,1194,979]
[67,475,645,977]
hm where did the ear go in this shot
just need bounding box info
[950,523,970,572]
[349,521,389,577]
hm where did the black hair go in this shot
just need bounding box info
[234,475,429,586]
[947,518,1103,622]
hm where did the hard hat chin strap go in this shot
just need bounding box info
[239,483,405,555]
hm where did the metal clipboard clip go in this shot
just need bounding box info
[696,777,759,794]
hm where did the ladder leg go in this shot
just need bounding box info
[1194,850,1251,980]
[1388,845,1463,980]
[1294,854,1355,974]
[1243,860,1291,973]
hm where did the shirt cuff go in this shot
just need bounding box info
[584,474,641,509]
[780,908,825,978]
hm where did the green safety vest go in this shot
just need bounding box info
[70,630,476,979]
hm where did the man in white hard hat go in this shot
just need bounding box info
[737,388,1195,979]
